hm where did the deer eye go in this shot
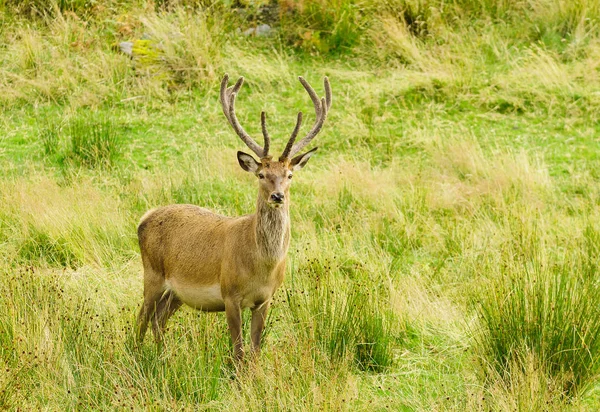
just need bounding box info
[288,174,293,179]
[258,173,265,179]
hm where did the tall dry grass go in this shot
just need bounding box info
[0,5,227,107]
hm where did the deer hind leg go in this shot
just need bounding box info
[151,290,183,343]
[136,267,165,344]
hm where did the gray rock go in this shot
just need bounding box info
[256,24,272,36]
[243,24,273,37]
[119,41,133,56]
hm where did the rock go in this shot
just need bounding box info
[256,24,272,36]
[119,41,133,56]
[243,24,273,37]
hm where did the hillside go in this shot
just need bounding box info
[1,1,600,410]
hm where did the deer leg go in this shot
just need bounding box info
[136,271,164,344]
[250,301,270,355]
[225,299,244,361]
[151,290,183,343]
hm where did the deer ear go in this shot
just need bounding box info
[290,147,318,171]
[237,151,260,173]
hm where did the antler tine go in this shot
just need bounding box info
[298,76,321,114]
[324,76,332,112]
[280,112,303,161]
[220,74,230,108]
[227,89,264,157]
[220,75,244,122]
[260,111,270,157]
[220,74,265,158]
[289,97,327,158]
[284,76,331,158]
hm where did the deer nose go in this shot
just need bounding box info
[270,192,284,203]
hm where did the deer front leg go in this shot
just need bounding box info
[250,301,270,355]
[225,299,244,361]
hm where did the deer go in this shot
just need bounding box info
[136,74,332,361]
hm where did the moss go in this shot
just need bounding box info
[131,39,163,68]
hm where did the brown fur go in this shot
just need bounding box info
[136,157,309,360]
[136,74,331,362]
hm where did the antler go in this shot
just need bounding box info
[220,74,332,160]
[220,74,269,158]
[260,112,270,157]
[279,112,303,160]
[281,76,332,160]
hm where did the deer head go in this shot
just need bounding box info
[220,75,332,208]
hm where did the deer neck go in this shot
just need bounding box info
[254,196,290,260]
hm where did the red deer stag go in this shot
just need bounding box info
[136,74,332,361]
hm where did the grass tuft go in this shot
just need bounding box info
[279,0,367,53]
[40,118,62,155]
[66,113,120,168]
[475,250,600,397]
[286,258,397,372]
[18,225,82,268]
[135,7,227,89]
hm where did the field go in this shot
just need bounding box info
[1,0,600,410]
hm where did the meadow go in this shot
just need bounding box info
[1,0,600,410]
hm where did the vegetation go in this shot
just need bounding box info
[1,0,600,409]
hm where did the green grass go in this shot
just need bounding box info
[475,235,600,394]
[66,113,121,168]
[17,225,82,268]
[286,258,397,372]
[1,0,600,410]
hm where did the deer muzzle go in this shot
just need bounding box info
[269,192,285,207]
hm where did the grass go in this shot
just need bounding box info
[17,224,82,268]
[66,113,121,168]
[286,258,397,372]
[476,241,600,397]
[1,0,600,410]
